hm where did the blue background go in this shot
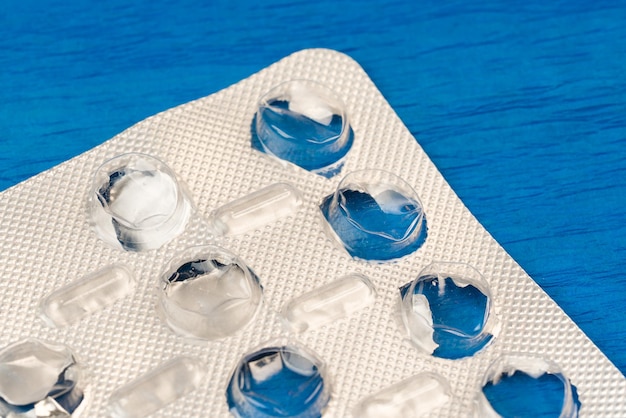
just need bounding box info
[2,0,625,377]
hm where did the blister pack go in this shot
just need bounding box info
[0,49,624,417]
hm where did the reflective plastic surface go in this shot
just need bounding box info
[282,273,376,333]
[400,262,496,359]
[109,357,204,418]
[89,153,192,252]
[158,245,263,340]
[252,80,353,177]
[354,372,452,418]
[226,344,329,418]
[320,170,426,262]
[211,183,302,236]
[475,354,580,418]
[40,264,136,327]
[0,339,85,417]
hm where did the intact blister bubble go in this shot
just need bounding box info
[211,182,303,236]
[281,273,376,333]
[89,153,193,252]
[40,264,136,327]
[320,169,427,262]
[157,245,263,341]
[400,262,496,359]
[474,354,580,418]
[353,372,453,418]
[226,344,330,418]
[252,80,354,178]
[0,339,86,417]
[108,357,204,418]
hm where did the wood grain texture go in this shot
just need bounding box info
[1,0,625,379]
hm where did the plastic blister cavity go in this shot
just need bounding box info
[211,183,302,236]
[475,354,580,418]
[252,80,354,177]
[0,339,86,417]
[226,343,330,418]
[320,169,427,262]
[89,153,193,252]
[40,264,136,327]
[353,372,453,418]
[157,245,263,340]
[108,357,204,418]
[400,262,496,359]
[281,273,376,333]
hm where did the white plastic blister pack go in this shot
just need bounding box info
[0,49,625,417]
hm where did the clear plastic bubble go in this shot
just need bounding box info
[474,354,580,418]
[252,80,354,178]
[354,372,452,418]
[0,339,86,417]
[400,262,496,359]
[89,153,193,252]
[157,245,263,341]
[281,273,376,333]
[108,357,204,418]
[320,169,427,262]
[40,264,136,328]
[226,344,330,418]
[211,182,302,236]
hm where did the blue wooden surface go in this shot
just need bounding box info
[1,0,625,380]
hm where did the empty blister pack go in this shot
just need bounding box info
[0,49,625,417]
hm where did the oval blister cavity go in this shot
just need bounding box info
[252,80,354,177]
[89,153,193,252]
[157,245,263,341]
[320,169,427,262]
[226,344,330,418]
[211,182,302,236]
[0,339,86,417]
[108,357,204,418]
[400,262,496,359]
[475,354,580,418]
[354,372,452,418]
[40,264,136,327]
[282,273,376,332]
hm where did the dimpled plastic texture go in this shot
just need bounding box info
[0,49,624,417]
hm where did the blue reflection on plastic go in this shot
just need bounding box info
[252,99,353,177]
[401,276,492,359]
[320,188,426,262]
[483,371,580,417]
[226,346,329,418]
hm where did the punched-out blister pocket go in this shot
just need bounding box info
[0,48,625,417]
[399,262,498,360]
[89,153,193,252]
[226,342,331,418]
[320,169,427,262]
[157,245,263,341]
[252,80,354,178]
[0,339,88,417]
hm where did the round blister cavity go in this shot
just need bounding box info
[400,262,495,359]
[475,354,580,418]
[252,80,354,177]
[157,245,263,340]
[320,170,427,262]
[226,344,330,418]
[0,339,86,417]
[89,153,192,252]
[354,372,452,418]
